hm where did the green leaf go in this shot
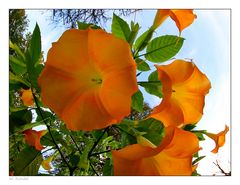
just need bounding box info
[194,132,206,141]
[17,121,45,133]
[14,146,43,176]
[10,55,27,75]
[103,158,113,176]
[28,23,41,65]
[10,109,33,128]
[131,90,144,112]
[79,139,94,170]
[26,23,43,90]
[128,21,140,46]
[192,156,206,165]
[9,40,26,61]
[136,118,165,146]
[134,29,153,53]
[183,124,196,131]
[139,70,163,98]
[77,21,101,30]
[111,13,131,41]
[145,35,184,63]
[69,154,80,167]
[135,58,150,71]
[9,72,31,87]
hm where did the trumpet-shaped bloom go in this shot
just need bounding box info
[151,60,211,127]
[42,156,54,171]
[20,88,34,106]
[151,9,197,34]
[38,29,138,131]
[23,129,47,151]
[112,126,200,176]
[205,125,229,153]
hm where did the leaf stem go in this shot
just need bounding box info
[31,92,73,175]
[88,127,109,158]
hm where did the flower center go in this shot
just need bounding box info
[91,78,103,84]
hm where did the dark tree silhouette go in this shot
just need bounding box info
[50,9,140,28]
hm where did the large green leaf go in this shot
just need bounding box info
[10,55,27,75]
[131,90,144,112]
[9,41,26,61]
[138,70,163,98]
[111,13,130,41]
[145,35,184,63]
[103,158,113,176]
[26,23,43,90]
[14,146,43,176]
[9,72,31,87]
[134,29,153,53]
[135,118,165,146]
[28,23,41,65]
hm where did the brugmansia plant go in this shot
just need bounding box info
[9,9,229,176]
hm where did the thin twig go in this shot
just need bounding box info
[88,127,109,158]
[31,92,73,175]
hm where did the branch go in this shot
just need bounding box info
[31,92,73,175]
[88,127,109,158]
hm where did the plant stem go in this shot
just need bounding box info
[88,127,109,158]
[31,92,73,175]
[89,160,99,176]
[70,134,82,154]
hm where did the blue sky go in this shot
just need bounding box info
[26,9,230,175]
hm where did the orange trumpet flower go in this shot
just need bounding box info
[152,9,197,35]
[23,129,47,151]
[38,28,138,131]
[205,125,229,153]
[150,60,211,127]
[20,88,34,106]
[112,126,200,176]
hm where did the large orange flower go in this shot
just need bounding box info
[112,126,199,176]
[150,60,211,127]
[38,29,138,131]
[152,9,197,34]
[23,129,47,151]
[205,125,229,153]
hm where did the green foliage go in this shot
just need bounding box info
[111,13,131,41]
[9,9,29,53]
[139,70,163,98]
[145,35,184,63]
[131,90,144,112]
[134,29,153,53]
[135,58,151,71]
[103,158,113,176]
[25,23,43,90]
[135,118,165,146]
[14,146,43,176]
[77,21,101,30]
[128,21,140,46]
[192,156,206,165]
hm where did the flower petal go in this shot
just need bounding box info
[151,9,170,30]
[45,29,89,74]
[100,67,138,120]
[169,10,197,34]
[88,29,135,74]
[151,60,211,127]
[23,129,47,151]
[20,88,34,106]
[206,125,229,153]
[62,89,116,131]
[112,127,199,176]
